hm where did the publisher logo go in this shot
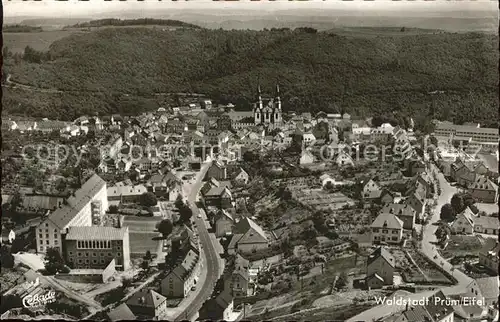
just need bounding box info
[22,290,56,309]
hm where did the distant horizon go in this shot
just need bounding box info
[4,0,498,19]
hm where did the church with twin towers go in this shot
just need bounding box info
[253,84,283,130]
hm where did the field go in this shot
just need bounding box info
[121,216,162,255]
[407,250,454,285]
[440,235,484,259]
[3,30,85,54]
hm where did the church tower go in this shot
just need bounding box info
[273,84,282,125]
[254,85,263,125]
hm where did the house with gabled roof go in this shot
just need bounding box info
[365,247,395,288]
[214,209,234,237]
[465,276,499,308]
[223,254,250,298]
[371,212,403,244]
[199,288,234,321]
[203,185,233,209]
[205,160,227,181]
[126,289,167,319]
[473,214,499,235]
[450,207,475,235]
[232,167,249,185]
[478,239,499,274]
[380,203,416,230]
[468,175,498,203]
[228,217,269,254]
[107,303,136,322]
[161,240,201,298]
[336,151,355,167]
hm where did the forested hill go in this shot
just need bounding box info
[2,27,498,127]
[68,18,202,29]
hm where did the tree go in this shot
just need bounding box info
[0,245,15,268]
[45,247,66,274]
[0,294,23,314]
[109,205,119,214]
[140,192,158,207]
[141,259,150,271]
[156,219,173,238]
[440,203,455,222]
[336,272,349,289]
[450,194,465,214]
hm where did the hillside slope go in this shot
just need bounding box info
[2,27,498,125]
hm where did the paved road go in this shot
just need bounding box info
[421,164,471,286]
[175,161,221,321]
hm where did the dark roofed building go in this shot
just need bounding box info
[107,303,136,321]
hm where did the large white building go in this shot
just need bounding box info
[36,174,108,254]
[434,122,498,152]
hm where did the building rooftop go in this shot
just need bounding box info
[367,247,395,268]
[126,289,166,309]
[66,226,128,241]
[44,174,106,230]
[371,212,403,230]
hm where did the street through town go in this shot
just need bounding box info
[174,161,221,321]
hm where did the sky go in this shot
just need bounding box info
[4,0,499,18]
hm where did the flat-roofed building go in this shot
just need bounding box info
[64,226,131,271]
[36,174,108,254]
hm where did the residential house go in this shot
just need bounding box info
[387,291,454,322]
[370,212,404,244]
[478,239,499,274]
[161,238,201,298]
[201,178,232,196]
[473,214,499,235]
[214,209,234,237]
[231,168,249,185]
[451,159,477,187]
[107,184,148,205]
[107,303,136,322]
[198,289,234,321]
[299,149,315,165]
[302,132,316,146]
[365,247,395,288]
[416,172,434,198]
[205,160,227,181]
[362,179,380,197]
[468,176,498,203]
[228,217,269,254]
[405,185,426,221]
[336,151,355,167]
[408,160,426,176]
[380,203,416,230]
[465,276,499,308]
[223,254,250,298]
[203,186,233,209]
[450,207,475,234]
[126,289,167,319]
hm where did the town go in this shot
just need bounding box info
[1,84,498,322]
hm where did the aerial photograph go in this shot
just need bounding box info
[1,0,499,321]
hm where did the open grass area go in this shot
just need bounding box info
[440,235,483,259]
